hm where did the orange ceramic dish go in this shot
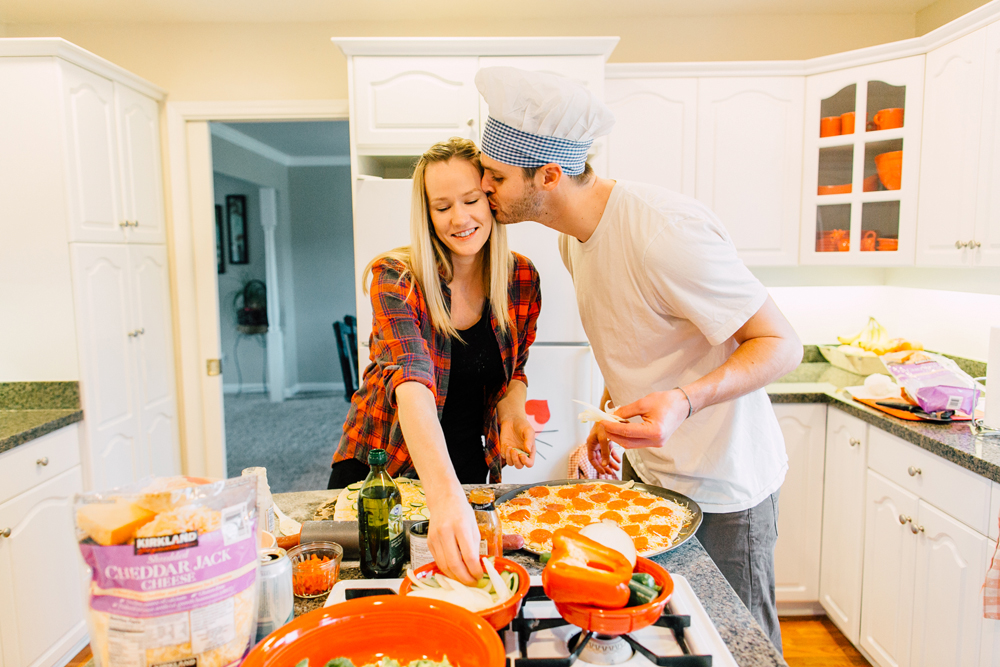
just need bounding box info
[398,557,531,630]
[553,557,674,636]
[874,151,903,190]
[242,595,506,667]
[818,184,852,195]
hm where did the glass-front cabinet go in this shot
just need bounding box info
[800,57,925,264]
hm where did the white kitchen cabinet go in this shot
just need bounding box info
[990,482,1000,542]
[72,243,179,489]
[0,464,87,667]
[910,500,989,667]
[801,56,925,266]
[772,403,826,612]
[860,470,919,667]
[115,83,166,244]
[605,77,697,197]
[916,30,988,266]
[975,22,1000,266]
[818,408,868,644]
[696,77,804,266]
[353,56,480,154]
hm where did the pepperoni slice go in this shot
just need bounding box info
[538,511,561,524]
[571,498,594,511]
[619,490,641,500]
[506,509,530,522]
[599,484,621,494]
[575,484,596,493]
[629,513,651,523]
[607,499,629,510]
[622,524,641,537]
[568,514,591,525]
[507,497,532,506]
[599,510,623,523]
[544,503,566,512]
[632,497,656,507]
[650,524,675,537]
[528,486,551,498]
[650,506,675,518]
[529,529,553,543]
[589,492,612,503]
[557,487,581,499]
[633,536,650,551]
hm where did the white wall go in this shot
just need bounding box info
[287,165,355,390]
[211,133,298,393]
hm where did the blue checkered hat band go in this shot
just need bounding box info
[481,117,592,176]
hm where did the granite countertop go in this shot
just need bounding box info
[766,352,999,484]
[274,487,786,667]
[0,382,83,454]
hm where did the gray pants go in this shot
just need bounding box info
[623,457,783,654]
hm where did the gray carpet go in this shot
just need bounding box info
[224,392,351,493]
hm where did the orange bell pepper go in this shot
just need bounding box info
[541,528,632,608]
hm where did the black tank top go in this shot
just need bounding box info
[440,304,506,484]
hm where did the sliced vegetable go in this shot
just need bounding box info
[579,520,637,568]
[630,572,660,591]
[403,558,514,612]
[482,556,513,603]
[542,528,632,609]
[573,399,626,424]
[539,551,552,565]
[627,577,660,607]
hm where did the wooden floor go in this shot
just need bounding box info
[780,616,872,666]
[66,617,867,666]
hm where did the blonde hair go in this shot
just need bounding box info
[363,137,514,340]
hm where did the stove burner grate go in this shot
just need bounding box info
[507,586,713,667]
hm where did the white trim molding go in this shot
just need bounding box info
[210,123,351,167]
[332,36,620,60]
[169,99,349,122]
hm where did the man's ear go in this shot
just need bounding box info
[538,163,563,191]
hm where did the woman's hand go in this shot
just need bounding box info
[426,489,484,585]
[586,422,622,475]
[500,415,536,468]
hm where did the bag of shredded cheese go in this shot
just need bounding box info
[74,476,259,667]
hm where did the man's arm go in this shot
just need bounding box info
[601,296,802,449]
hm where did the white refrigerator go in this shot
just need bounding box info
[353,178,604,483]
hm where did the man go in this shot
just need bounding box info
[475,66,802,652]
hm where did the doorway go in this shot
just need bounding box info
[208,120,356,491]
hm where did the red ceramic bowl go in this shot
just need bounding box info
[554,557,674,636]
[398,557,531,630]
[243,595,506,667]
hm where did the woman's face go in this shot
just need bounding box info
[424,158,492,260]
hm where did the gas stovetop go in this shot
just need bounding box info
[326,573,737,667]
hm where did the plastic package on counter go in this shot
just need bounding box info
[74,476,259,667]
[886,353,981,415]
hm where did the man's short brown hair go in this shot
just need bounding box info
[521,162,594,185]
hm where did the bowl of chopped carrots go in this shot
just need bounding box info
[287,541,343,598]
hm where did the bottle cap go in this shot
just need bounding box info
[367,448,388,467]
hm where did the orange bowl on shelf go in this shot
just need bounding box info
[397,557,531,630]
[818,184,852,195]
[863,174,881,192]
[242,595,506,667]
[874,151,903,190]
[552,557,674,636]
[877,238,899,251]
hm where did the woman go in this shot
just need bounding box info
[330,137,541,582]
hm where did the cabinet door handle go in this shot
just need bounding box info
[136,328,145,336]
[132,220,140,228]
[128,330,138,338]
[120,221,130,229]
[907,466,922,477]
[955,240,968,249]
[910,523,924,534]
[898,514,910,525]
[849,438,861,447]
[970,240,981,249]
[0,528,10,538]
[36,456,49,466]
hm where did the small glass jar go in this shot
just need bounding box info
[468,488,502,558]
[286,541,343,598]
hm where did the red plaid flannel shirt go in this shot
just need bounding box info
[334,252,541,483]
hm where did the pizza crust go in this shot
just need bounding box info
[333,478,429,522]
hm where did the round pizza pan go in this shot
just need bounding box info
[495,478,703,557]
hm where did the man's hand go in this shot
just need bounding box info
[585,422,622,475]
[599,389,690,449]
[426,491,484,585]
[500,415,536,469]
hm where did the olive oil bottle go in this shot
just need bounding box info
[358,449,404,578]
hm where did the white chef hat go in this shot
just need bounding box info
[475,66,615,176]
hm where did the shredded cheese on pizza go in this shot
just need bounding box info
[497,482,693,556]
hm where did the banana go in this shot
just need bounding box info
[837,330,862,345]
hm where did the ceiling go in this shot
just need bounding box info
[219,121,349,158]
[1,0,938,24]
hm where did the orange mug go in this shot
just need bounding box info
[820,116,842,137]
[872,108,904,131]
[861,230,877,252]
[840,112,856,134]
